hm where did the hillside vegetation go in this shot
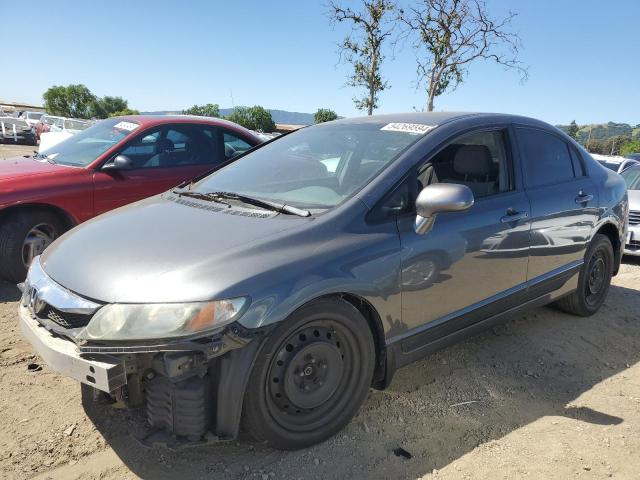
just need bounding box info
[556,122,640,155]
[557,122,640,143]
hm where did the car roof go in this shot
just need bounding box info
[114,114,248,130]
[327,111,554,129]
[110,114,261,142]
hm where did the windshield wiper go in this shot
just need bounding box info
[207,191,311,217]
[172,189,232,207]
[32,152,55,164]
[172,189,311,217]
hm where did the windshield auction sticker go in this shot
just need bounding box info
[381,123,437,135]
[113,121,139,132]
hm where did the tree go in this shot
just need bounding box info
[182,103,220,117]
[225,106,276,132]
[91,96,130,118]
[567,120,579,140]
[328,0,395,115]
[604,135,632,156]
[620,140,640,156]
[108,108,140,117]
[315,108,339,123]
[43,84,96,119]
[399,0,528,111]
[584,138,605,155]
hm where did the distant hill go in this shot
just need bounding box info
[556,122,640,143]
[141,108,315,125]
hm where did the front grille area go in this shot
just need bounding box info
[40,304,92,329]
[629,210,640,226]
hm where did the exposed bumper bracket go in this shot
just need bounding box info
[19,306,126,393]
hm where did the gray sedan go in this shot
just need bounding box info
[18,112,627,450]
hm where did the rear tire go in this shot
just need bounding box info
[242,298,375,450]
[555,233,613,317]
[0,211,65,283]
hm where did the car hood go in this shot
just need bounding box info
[628,189,640,210]
[41,194,313,303]
[0,156,72,180]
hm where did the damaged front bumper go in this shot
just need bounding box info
[19,300,264,442]
[18,305,126,393]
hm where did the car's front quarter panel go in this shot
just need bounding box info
[0,168,93,224]
[233,201,402,337]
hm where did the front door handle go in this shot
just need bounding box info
[575,191,594,204]
[500,209,528,223]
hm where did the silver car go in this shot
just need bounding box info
[18,112,627,450]
[621,165,640,255]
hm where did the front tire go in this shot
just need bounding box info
[555,233,613,316]
[0,211,64,283]
[242,298,375,450]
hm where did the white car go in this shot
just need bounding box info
[18,111,45,128]
[38,117,91,152]
[592,153,639,173]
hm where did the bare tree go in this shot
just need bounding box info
[328,0,395,115]
[399,0,528,111]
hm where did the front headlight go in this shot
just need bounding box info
[77,297,247,342]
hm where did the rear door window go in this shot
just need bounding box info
[517,128,576,187]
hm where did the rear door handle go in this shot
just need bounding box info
[575,191,594,204]
[500,209,528,223]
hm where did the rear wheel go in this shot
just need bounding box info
[0,211,65,283]
[555,233,613,316]
[242,298,375,450]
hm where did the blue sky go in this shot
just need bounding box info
[1,0,638,125]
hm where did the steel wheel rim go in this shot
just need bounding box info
[265,321,359,432]
[585,249,608,307]
[22,223,55,267]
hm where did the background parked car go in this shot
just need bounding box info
[0,117,37,145]
[34,114,64,140]
[621,164,640,255]
[0,115,262,282]
[38,118,91,151]
[18,111,45,128]
[591,153,639,173]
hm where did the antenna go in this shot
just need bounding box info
[230,89,235,108]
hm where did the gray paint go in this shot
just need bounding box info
[39,112,627,344]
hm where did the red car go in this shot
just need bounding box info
[0,115,262,282]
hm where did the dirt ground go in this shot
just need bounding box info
[0,260,638,480]
[2,143,640,479]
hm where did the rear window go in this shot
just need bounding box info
[517,128,576,188]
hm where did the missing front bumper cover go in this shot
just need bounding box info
[18,306,126,393]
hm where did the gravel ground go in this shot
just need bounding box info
[2,143,640,478]
[1,260,640,480]
[0,143,35,159]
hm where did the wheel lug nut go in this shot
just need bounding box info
[304,385,310,391]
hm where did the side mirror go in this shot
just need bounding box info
[102,155,133,171]
[414,183,474,234]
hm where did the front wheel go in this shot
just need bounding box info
[0,211,64,283]
[555,233,613,316]
[242,299,375,450]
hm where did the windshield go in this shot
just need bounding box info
[40,118,139,166]
[621,166,640,190]
[64,119,90,131]
[27,112,43,120]
[193,122,424,209]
